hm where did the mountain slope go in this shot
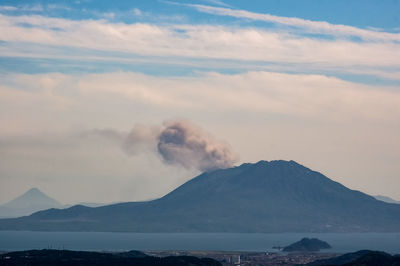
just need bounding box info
[0,188,63,218]
[0,160,400,232]
[375,195,400,204]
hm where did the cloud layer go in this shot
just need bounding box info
[0,14,399,81]
[186,3,400,42]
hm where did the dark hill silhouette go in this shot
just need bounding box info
[308,250,400,265]
[0,160,400,232]
[0,249,221,266]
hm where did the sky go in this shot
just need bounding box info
[0,0,399,204]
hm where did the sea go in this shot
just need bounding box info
[1,231,400,254]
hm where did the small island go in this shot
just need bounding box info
[283,238,332,252]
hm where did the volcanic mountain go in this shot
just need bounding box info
[0,160,399,232]
[0,188,63,218]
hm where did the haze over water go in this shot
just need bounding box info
[1,232,400,254]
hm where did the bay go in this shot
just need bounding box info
[1,231,399,254]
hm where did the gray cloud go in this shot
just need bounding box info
[92,119,238,172]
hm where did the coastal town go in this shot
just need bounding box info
[146,250,339,266]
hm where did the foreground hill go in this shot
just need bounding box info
[0,160,400,232]
[0,188,63,218]
[0,249,220,266]
[308,250,400,266]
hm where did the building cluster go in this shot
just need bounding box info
[146,250,338,266]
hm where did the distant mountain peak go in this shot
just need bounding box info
[2,188,62,210]
[25,187,43,195]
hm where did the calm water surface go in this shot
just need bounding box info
[1,231,400,253]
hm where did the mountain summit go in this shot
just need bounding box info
[1,160,400,232]
[0,188,62,218]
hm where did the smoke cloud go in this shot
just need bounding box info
[156,120,238,171]
[93,119,238,172]
[123,124,161,155]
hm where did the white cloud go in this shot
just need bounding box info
[0,14,398,80]
[0,6,18,11]
[0,15,400,84]
[102,12,116,20]
[1,71,399,137]
[132,8,142,16]
[200,0,232,8]
[20,4,44,12]
[46,4,72,11]
[0,3,71,12]
[184,3,400,42]
[69,70,400,121]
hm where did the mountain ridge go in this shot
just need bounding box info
[1,160,400,232]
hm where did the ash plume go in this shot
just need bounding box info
[92,119,238,172]
[123,124,161,155]
[156,120,238,172]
